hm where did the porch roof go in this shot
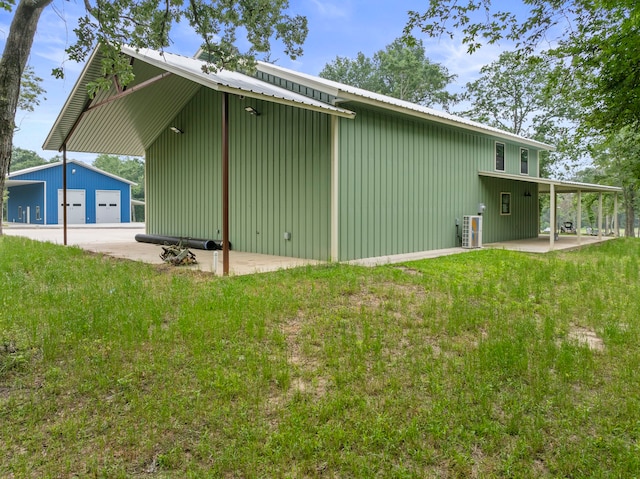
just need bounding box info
[478,170,622,194]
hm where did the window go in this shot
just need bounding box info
[520,148,529,175]
[501,192,511,215]
[495,142,505,171]
[36,206,41,221]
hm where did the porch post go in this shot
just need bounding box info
[330,115,340,261]
[577,190,582,245]
[614,193,619,236]
[550,183,555,250]
[63,144,68,246]
[598,192,603,240]
[222,92,230,276]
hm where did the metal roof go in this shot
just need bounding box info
[8,158,137,186]
[43,46,356,155]
[478,170,622,193]
[256,61,555,151]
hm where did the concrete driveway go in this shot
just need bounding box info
[3,223,321,276]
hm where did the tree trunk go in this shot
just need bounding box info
[0,0,52,235]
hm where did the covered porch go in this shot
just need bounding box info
[485,233,617,253]
[479,171,622,251]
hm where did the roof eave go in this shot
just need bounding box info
[337,92,555,151]
[124,47,355,119]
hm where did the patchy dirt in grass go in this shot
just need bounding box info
[567,326,605,352]
[395,265,424,277]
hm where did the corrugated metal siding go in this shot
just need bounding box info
[146,88,332,260]
[487,141,541,177]
[338,106,487,260]
[6,184,45,224]
[479,177,539,242]
[9,163,131,224]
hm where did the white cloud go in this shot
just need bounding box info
[310,0,350,18]
[423,37,508,84]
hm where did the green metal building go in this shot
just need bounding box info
[44,46,619,261]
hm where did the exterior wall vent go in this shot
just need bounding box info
[462,215,483,249]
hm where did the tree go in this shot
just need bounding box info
[589,128,640,237]
[9,147,49,173]
[463,51,581,177]
[319,37,458,110]
[0,0,309,235]
[93,154,146,220]
[404,1,640,134]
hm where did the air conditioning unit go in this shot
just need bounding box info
[462,215,482,249]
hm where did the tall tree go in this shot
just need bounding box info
[589,128,640,237]
[320,37,458,110]
[0,0,308,235]
[404,0,640,136]
[9,147,49,172]
[463,51,581,177]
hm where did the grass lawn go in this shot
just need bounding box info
[2,236,640,478]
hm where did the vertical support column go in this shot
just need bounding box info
[63,144,68,246]
[549,183,555,250]
[222,92,230,276]
[614,193,619,236]
[577,190,582,245]
[598,192,603,240]
[330,116,339,261]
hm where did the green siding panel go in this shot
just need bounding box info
[479,178,540,242]
[337,105,539,261]
[146,88,331,260]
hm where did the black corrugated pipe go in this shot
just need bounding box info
[135,234,229,251]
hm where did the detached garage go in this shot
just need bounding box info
[6,159,135,225]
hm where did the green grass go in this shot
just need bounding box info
[2,236,640,477]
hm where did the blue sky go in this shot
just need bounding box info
[0,0,513,163]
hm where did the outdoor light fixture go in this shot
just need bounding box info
[524,190,532,197]
[244,106,260,116]
[169,126,184,134]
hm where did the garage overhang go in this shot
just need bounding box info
[4,179,43,187]
[478,170,622,194]
[43,46,356,156]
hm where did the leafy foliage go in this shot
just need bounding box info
[8,148,50,173]
[17,66,45,112]
[404,0,640,135]
[56,0,308,88]
[463,51,581,176]
[587,128,640,236]
[320,37,458,110]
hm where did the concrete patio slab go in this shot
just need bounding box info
[3,224,320,276]
[485,234,617,253]
[3,224,618,276]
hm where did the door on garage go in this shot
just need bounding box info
[96,190,121,223]
[57,189,86,224]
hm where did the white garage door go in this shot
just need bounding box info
[96,190,121,223]
[58,189,86,224]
